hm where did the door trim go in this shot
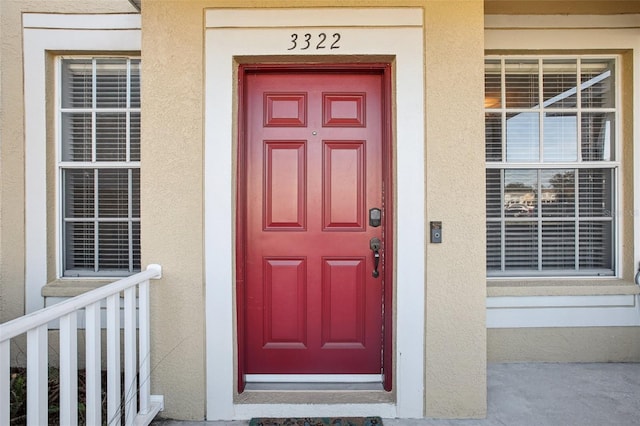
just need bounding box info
[205,8,425,418]
[236,64,394,392]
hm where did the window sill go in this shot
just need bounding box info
[42,279,114,298]
[487,279,640,297]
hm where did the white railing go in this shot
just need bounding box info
[0,264,164,426]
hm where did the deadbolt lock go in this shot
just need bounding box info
[369,208,382,227]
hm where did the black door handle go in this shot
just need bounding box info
[370,237,381,278]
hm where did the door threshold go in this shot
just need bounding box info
[244,374,384,391]
[244,382,385,391]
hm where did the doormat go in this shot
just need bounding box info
[249,417,382,426]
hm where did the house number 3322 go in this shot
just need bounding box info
[287,33,341,51]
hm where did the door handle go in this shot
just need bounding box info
[370,237,381,278]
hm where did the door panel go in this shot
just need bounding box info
[242,70,385,375]
[323,141,365,230]
[263,258,307,348]
[264,141,306,229]
[321,257,366,348]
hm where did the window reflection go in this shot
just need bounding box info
[579,169,613,217]
[506,113,539,162]
[543,59,577,108]
[504,170,536,217]
[541,170,575,217]
[581,59,615,109]
[582,112,613,161]
[543,113,577,162]
[499,169,582,218]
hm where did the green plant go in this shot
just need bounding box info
[10,368,27,424]
[9,367,121,426]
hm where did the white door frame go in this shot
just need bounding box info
[204,8,425,420]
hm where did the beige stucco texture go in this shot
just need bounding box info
[141,1,208,420]
[489,328,640,362]
[423,0,487,419]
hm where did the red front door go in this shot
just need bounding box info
[238,67,390,379]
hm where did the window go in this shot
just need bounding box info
[59,57,141,277]
[485,57,617,277]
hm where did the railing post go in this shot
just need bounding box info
[139,264,161,417]
[60,312,78,426]
[124,286,137,426]
[107,294,121,426]
[138,279,151,415]
[26,325,48,426]
[85,302,102,426]
[1,340,10,426]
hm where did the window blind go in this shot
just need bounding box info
[60,58,141,277]
[485,57,616,277]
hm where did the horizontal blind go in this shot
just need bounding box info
[485,57,616,277]
[60,57,141,277]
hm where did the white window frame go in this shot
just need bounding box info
[23,14,141,312]
[485,14,640,329]
[56,56,141,278]
[485,54,621,278]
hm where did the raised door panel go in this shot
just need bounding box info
[265,93,307,127]
[323,93,366,127]
[263,258,307,349]
[321,258,366,348]
[323,141,365,231]
[264,141,306,230]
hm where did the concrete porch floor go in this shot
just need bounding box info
[152,363,640,426]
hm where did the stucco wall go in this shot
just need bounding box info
[423,0,487,419]
[489,328,640,362]
[140,0,208,420]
